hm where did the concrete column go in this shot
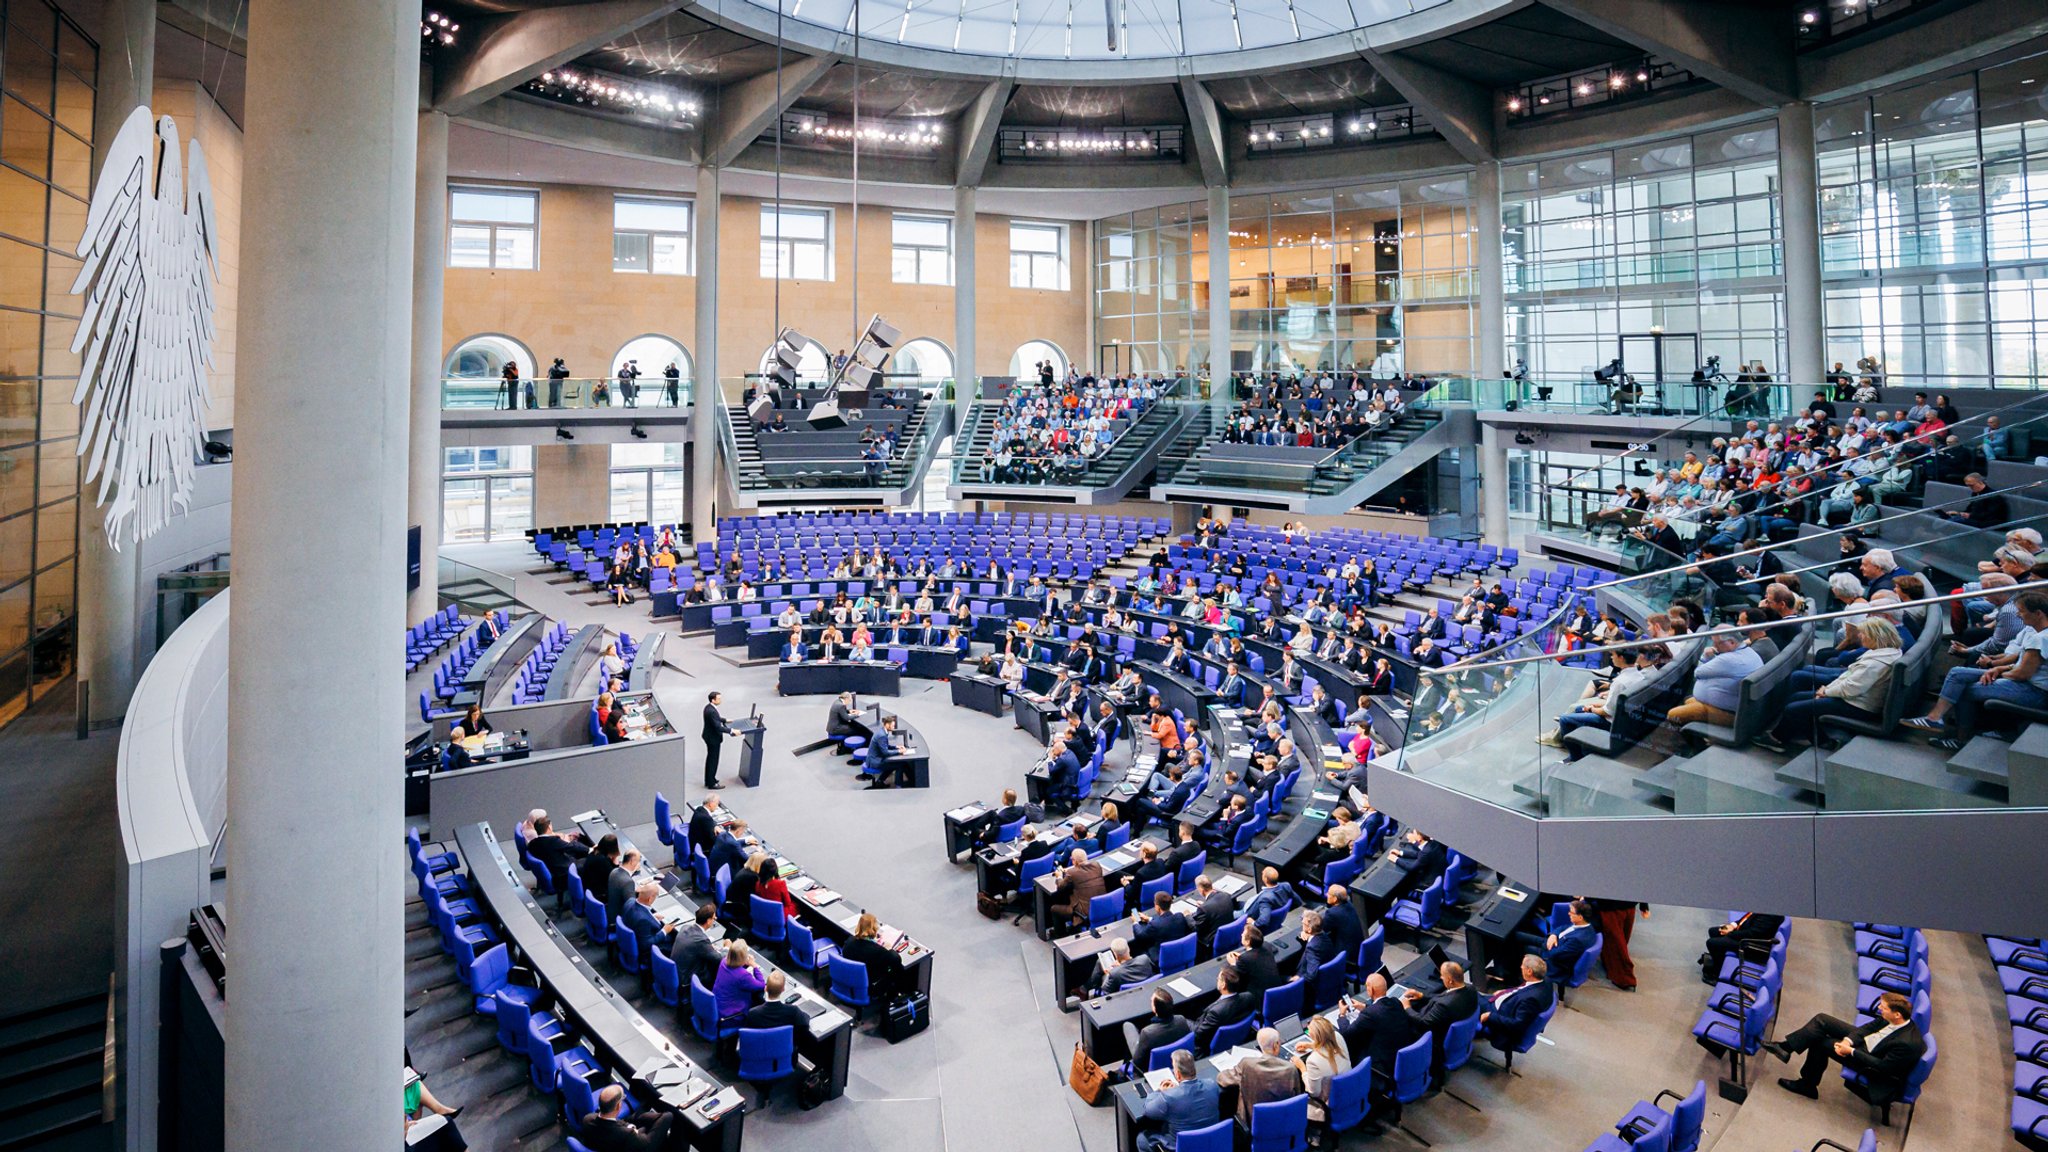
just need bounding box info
[225,4,415,1150]
[408,109,449,624]
[1779,101,1825,386]
[953,184,976,421]
[1479,422,1510,544]
[689,165,720,539]
[1474,160,1505,381]
[76,0,156,729]
[1206,185,1230,408]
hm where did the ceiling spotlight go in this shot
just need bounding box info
[1576,82,1592,96]
[1347,120,1362,133]
[1636,69,1649,82]
[1801,9,1818,23]
[1506,97,1523,112]
[1317,125,1330,137]
[1610,74,1625,89]
[1365,120,1377,131]
[1538,95,1550,105]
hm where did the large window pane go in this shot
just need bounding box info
[449,187,537,269]
[442,479,486,543]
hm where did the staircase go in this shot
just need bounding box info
[721,398,951,507]
[1144,405,1226,489]
[0,990,111,1151]
[948,391,1199,503]
[403,887,568,1152]
[1153,407,1457,514]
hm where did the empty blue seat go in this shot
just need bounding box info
[1248,1093,1309,1152]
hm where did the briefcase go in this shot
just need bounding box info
[1068,1043,1108,1104]
[976,893,1004,921]
[881,992,930,1043]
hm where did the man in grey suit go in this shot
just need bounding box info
[666,903,723,991]
[1134,1050,1222,1152]
[1092,937,1159,997]
[1213,1026,1304,1129]
[605,849,643,926]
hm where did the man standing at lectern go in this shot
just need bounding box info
[702,690,734,790]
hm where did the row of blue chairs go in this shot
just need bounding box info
[1581,1080,1706,1152]
[1848,923,1936,1134]
[511,621,574,706]
[1692,914,1792,1061]
[405,605,471,672]
[1993,933,2048,1149]
[426,611,510,704]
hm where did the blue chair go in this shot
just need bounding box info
[1502,992,1563,1072]
[1101,821,1131,853]
[1146,1031,1195,1073]
[1324,1060,1374,1133]
[787,918,840,979]
[1306,954,1349,1012]
[1157,933,1198,975]
[1561,932,1604,992]
[492,984,559,1056]
[736,1025,799,1094]
[1391,1032,1432,1109]
[1207,1014,1255,1055]
[690,975,738,1044]
[465,943,538,1016]
[1386,877,1445,939]
[1442,1011,1480,1077]
[1248,1093,1309,1152]
[654,791,678,848]
[1174,1119,1234,1152]
[1089,891,1125,930]
[1843,1033,1935,1137]
[614,916,645,981]
[995,816,1025,844]
[1175,850,1208,893]
[1138,873,1176,911]
[1210,915,1247,958]
[1616,1080,1705,1152]
[1590,1108,1672,1152]
[650,948,681,1009]
[829,955,872,1021]
[525,1012,598,1096]
[1260,978,1305,1026]
[581,892,610,947]
[750,895,789,948]
[1351,924,1386,985]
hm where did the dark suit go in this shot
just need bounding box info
[605,866,637,927]
[1133,911,1193,958]
[577,1111,674,1152]
[826,701,861,738]
[1050,860,1109,926]
[702,703,733,787]
[1780,1016,1925,1103]
[667,924,722,990]
[1702,912,1784,982]
[1482,981,1554,1052]
[618,901,669,966]
[1337,994,1416,1083]
[707,832,748,885]
[740,998,810,1034]
[687,807,716,857]
[1101,954,1159,995]
[1216,674,1247,708]
[1298,932,1342,979]
[1544,923,1597,984]
[1191,890,1237,952]
[1322,901,1365,960]
[1407,985,1479,1083]
[1394,838,1449,890]
[527,834,589,888]
[1227,943,1284,1005]
[1192,991,1255,1055]
[1126,1011,1193,1074]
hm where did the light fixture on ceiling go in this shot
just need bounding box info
[1801,10,1819,23]
[1609,74,1625,89]
[1575,82,1592,96]
[1506,97,1523,112]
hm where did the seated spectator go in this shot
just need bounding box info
[1666,630,1763,730]
[1756,619,1903,751]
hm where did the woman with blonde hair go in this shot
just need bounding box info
[1293,1015,1352,1130]
[839,910,903,999]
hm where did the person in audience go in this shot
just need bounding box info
[1132,890,1193,959]
[1665,629,1763,730]
[1134,1049,1223,1152]
[1403,961,1479,1087]
[1048,839,1108,926]
[1215,1026,1302,1127]
[1335,973,1415,1101]
[1479,956,1555,1055]
[1698,910,1784,983]
[741,970,810,1035]
[525,814,591,886]
[1764,990,1925,1105]
[711,938,766,1023]
[604,848,644,929]
[579,833,620,902]
[618,880,675,975]
[781,628,807,664]
[577,1083,671,1152]
[1223,922,1283,1003]
[1089,936,1158,997]
[667,902,722,993]
[1756,618,1903,751]
[840,912,905,999]
[1293,1014,1353,1135]
[1907,590,2048,749]
[1538,645,1666,757]
[1245,867,1297,932]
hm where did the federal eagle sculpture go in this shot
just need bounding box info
[69,105,219,550]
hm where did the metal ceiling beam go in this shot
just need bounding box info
[953,76,1015,187]
[1179,74,1229,186]
[1538,0,1796,108]
[705,51,841,169]
[433,0,686,116]
[1360,45,1497,164]
[1796,2,2048,102]
[458,93,701,166]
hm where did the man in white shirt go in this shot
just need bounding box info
[1764,990,1925,1105]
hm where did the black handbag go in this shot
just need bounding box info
[880,992,930,1043]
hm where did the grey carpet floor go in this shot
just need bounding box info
[435,540,2015,1152]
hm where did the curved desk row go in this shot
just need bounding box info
[573,811,857,1101]
[627,633,664,692]
[458,614,542,707]
[742,625,969,670]
[542,624,607,701]
[452,821,746,1150]
[687,798,934,997]
[777,660,903,698]
[1078,905,1307,1064]
[427,694,684,839]
[836,702,932,789]
[671,577,1050,626]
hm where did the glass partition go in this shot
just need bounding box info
[442,376,692,409]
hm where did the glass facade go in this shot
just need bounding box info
[0,0,93,725]
[441,447,532,543]
[1093,176,1476,379]
[1503,123,1786,388]
[1819,52,2048,388]
[610,443,687,525]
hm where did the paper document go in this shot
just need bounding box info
[1146,1068,1177,1090]
[1168,977,1202,997]
[1213,875,1249,894]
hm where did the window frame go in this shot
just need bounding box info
[891,212,954,285]
[448,185,539,270]
[759,204,834,281]
[613,195,695,276]
[1010,220,1068,290]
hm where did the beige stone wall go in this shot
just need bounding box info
[151,81,242,429]
[532,443,615,525]
[440,181,1089,384]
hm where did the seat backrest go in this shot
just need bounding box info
[1442,1011,1480,1072]
[737,1026,796,1077]
[1262,978,1305,1023]
[1249,1093,1308,1148]
[1148,1030,1195,1072]
[1089,891,1125,929]
[1392,1033,1432,1102]
[829,954,870,1002]
[1158,933,1197,974]
[1671,1080,1706,1152]
[1210,1014,1256,1053]
[1633,1109,1674,1152]
[1174,1118,1235,1152]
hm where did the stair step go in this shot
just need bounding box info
[0,1097,103,1150]
[1823,736,2006,810]
[1945,734,2014,787]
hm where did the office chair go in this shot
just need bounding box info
[1248,1093,1309,1152]
[737,1026,799,1097]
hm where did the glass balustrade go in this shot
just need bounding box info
[441,377,694,410]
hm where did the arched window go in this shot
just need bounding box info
[757,337,830,385]
[1008,339,1067,380]
[894,338,953,387]
[611,335,692,383]
[444,334,536,380]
